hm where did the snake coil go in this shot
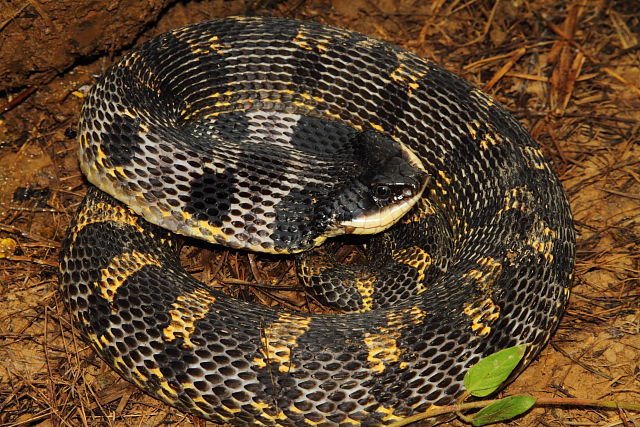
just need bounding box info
[59,17,575,426]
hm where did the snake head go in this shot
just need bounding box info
[323,130,429,237]
[366,155,427,208]
[252,127,429,253]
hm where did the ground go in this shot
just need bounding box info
[0,0,638,425]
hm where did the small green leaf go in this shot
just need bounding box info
[464,344,527,397]
[471,395,536,426]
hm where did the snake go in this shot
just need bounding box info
[59,16,575,426]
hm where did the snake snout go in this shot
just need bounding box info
[367,156,429,208]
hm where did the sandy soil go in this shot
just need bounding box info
[0,0,638,425]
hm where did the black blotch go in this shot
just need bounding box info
[100,113,145,167]
[183,167,236,228]
[208,111,250,143]
[182,111,252,148]
[288,35,327,93]
[369,57,411,129]
[288,116,357,156]
[270,183,322,251]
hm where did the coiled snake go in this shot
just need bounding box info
[59,17,575,426]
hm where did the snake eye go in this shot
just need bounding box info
[373,184,392,201]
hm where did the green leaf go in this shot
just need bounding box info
[464,344,527,397]
[471,395,536,426]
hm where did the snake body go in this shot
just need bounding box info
[59,17,575,425]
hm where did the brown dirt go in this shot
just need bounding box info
[0,0,178,93]
[0,0,638,426]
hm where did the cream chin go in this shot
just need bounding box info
[340,179,426,235]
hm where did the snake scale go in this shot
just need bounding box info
[59,17,575,426]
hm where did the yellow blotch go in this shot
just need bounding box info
[130,367,149,388]
[86,332,102,350]
[155,387,177,404]
[91,145,128,182]
[292,100,316,111]
[292,31,331,53]
[392,246,431,288]
[364,329,402,374]
[383,306,427,366]
[466,120,480,140]
[373,404,405,422]
[498,186,532,215]
[179,381,217,408]
[93,144,107,166]
[122,108,138,119]
[147,367,179,400]
[324,109,347,124]
[206,90,233,101]
[174,209,236,250]
[189,45,211,55]
[390,305,428,328]
[390,56,425,95]
[527,220,556,262]
[221,402,242,415]
[478,256,502,270]
[463,298,500,337]
[369,122,385,133]
[254,313,312,373]
[390,63,407,83]
[319,40,330,52]
[401,198,436,224]
[462,256,503,288]
[163,288,217,349]
[438,169,452,185]
[112,355,130,373]
[122,51,140,67]
[248,401,288,423]
[99,332,113,347]
[479,130,501,151]
[432,171,451,195]
[463,269,483,281]
[523,146,547,170]
[364,306,427,374]
[98,250,161,304]
[292,31,313,50]
[355,276,377,312]
[208,35,229,53]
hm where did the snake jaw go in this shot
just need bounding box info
[325,136,429,237]
[336,169,428,235]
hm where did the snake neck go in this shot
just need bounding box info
[272,129,429,251]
